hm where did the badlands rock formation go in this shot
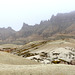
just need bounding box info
[12,39,75,65]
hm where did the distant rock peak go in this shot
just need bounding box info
[23,23,29,27]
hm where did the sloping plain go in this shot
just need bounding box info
[0,64,75,75]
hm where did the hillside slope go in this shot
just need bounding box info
[12,39,75,64]
[0,51,39,65]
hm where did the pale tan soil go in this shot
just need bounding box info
[0,44,23,49]
[31,39,75,53]
[0,64,75,75]
[0,51,39,65]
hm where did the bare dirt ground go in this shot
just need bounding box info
[0,44,22,49]
[0,64,75,75]
[0,51,39,65]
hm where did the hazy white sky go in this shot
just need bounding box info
[0,0,75,31]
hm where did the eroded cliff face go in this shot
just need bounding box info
[0,11,75,44]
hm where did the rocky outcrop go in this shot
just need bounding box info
[13,40,75,65]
